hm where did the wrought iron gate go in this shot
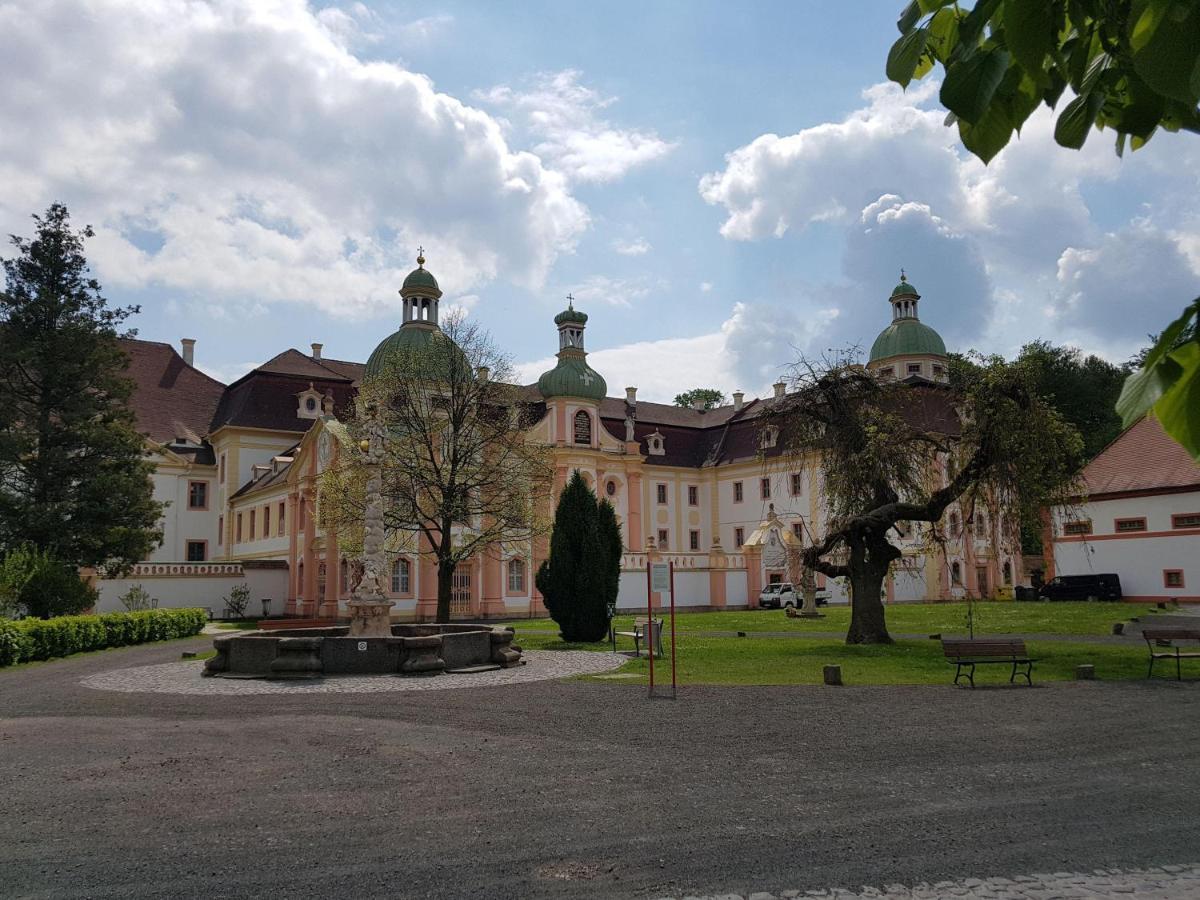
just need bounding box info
[451,564,473,616]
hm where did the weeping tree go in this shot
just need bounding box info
[769,354,1083,644]
[320,313,554,622]
[536,471,622,642]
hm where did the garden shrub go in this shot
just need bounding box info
[9,550,99,619]
[0,607,206,668]
[118,584,155,612]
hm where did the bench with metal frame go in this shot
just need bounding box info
[1142,628,1200,680]
[942,638,1037,688]
[611,617,664,658]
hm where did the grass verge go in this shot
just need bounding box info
[503,600,1154,638]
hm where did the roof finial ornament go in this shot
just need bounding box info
[416,246,425,268]
[900,267,906,282]
[566,292,575,310]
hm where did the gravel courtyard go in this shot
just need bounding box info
[1,635,1197,899]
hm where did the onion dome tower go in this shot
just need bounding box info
[365,250,450,378]
[537,298,608,447]
[866,271,949,382]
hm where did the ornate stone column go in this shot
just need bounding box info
[347,404,395,637]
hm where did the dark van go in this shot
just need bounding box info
[1039,573,1123,602]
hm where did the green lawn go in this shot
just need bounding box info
[502,601,1170,685]
[503,600,1155,638]
[513,632,1153,685]
[215,620,260,631]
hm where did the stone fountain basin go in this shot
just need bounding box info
[203,624,521,679]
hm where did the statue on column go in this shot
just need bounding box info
[348,399,395,636]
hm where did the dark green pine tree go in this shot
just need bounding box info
[597,498,623,615]
[536,470,611,642]
[0,204,163,573]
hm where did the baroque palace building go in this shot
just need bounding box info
[95,260,1019,617]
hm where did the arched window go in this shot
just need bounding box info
[391,558,410,594]
[951,561,962,585]
[1002,561,1013,586]
[507,558,526,592]
[573,409,592,445]
[949,512,960,538]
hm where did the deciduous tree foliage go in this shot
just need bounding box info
[888,0,1200,162]
[674,388,726,410]
[887,2,1200,461]
[0,204,162,573]
[536,471,620,642]
[772,356,1083,644]
[319,314,554,623]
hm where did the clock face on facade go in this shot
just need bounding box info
[317,431,333,471]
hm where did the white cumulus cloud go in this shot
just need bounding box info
[0,0,589,319]
[613,237,651,256]
[477,70,677,184]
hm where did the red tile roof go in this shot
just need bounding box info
[1082,416,1200,498]
[119,339,226,444]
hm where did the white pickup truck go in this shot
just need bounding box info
[758,582,828,609]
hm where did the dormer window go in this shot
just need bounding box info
[296,384,323,420]
[760,425,779,449]
[646,430,665,456]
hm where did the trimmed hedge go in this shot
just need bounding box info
[0,608,207,668]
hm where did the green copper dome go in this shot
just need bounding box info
[537,355,607,401]
[868,318,946,363]
[364,325,467,379]
[402,266,439,293]
[554,306,588,326]
[891,277,919,298]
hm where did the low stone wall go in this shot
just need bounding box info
[204,624,521,679]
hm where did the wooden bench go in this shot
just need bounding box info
[1143,628,1200,680]
[942,638,1037,688]
[612,617,664,658]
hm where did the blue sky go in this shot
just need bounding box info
[2,0,1197,401]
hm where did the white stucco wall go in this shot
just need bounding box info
[1051,491,1200,600]
[95,566,289,615]
[148,469,218,562]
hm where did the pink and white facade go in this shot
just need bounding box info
[98,275,1021,617]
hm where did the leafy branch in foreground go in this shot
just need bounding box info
[887,0,1200,163]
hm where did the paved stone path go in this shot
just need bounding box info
[80,648,626,695]
[660,864,1200,899]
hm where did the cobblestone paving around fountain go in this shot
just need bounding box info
[80,649,626,694]
[655,864,1200,899]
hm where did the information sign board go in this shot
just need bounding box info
[650,562,671,594]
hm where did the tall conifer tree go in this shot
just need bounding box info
[536,471,615,642]
[0,204,162,572]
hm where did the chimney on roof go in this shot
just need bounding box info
[476,365,490,382]
[733,391,744,411]
[180,338,196,366]
[625,386,637,404]
[773,380,786,400]
[311,342,323,360]
[691,399,706,413]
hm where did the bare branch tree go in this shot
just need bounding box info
[320,313,554,622]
